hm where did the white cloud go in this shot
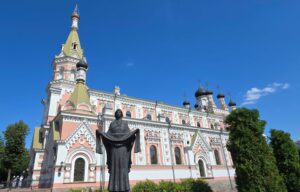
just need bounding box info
[241,82,290,106]
[125,62,134,67]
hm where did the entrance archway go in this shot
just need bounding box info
[198,159,206,177]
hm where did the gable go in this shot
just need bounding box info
[65,120,96,150]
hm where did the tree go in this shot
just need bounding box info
[3,121,29,186]
[0,136,6,181]
[296,141,300,160]
[270,129,300,192]
[225,108,287,192]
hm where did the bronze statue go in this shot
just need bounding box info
[96,109,140,192]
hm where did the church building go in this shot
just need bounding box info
[28,6,236,191]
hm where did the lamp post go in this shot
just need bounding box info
[97,113,105,192]
[184,146,192,178]
[166,119,176,182]
[219,128,234,190]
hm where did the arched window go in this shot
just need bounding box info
[146,114,152,120]
[57,67,64,80]
[214,150,221,165]
[126,111,131,118]
[166,117,170,123]
[198,159,206,177]
[174,147,182,165]
[197,122,201,127]
[150,145,158,164]
[182,120,186,125]
[74,158,85,182]
[210,123,214,129]
[70,69,76,81]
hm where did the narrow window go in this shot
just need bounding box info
[74,158,85,182]
[166,117,170,123]
[58,67,64,80]
[150,145,158,164]
[198,159,206,177]
[182,120,186,125]
[214,150,221,165]
[39,131,43,143]
[197,122,201,127]
[175,147,182,165]
[126,111,131,118]
[146,114,152,120]
[72,42,78,50]
[70,69,76,81]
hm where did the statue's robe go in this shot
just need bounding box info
[96,119,140,192]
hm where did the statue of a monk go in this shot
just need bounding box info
[96,109,140,192]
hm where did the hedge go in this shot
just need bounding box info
[131,178,212,192]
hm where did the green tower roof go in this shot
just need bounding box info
[62,29,83,59]
[68,82,91,107]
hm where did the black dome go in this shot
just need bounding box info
[206,89,213,95]
[195,88,207,97]
[183,100,190,106]
[76,60,88,69]
[217,93,225,99]
[228,100,236,107]
[194,104,199,108]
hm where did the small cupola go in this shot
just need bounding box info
[76,59,88,83]
[217,93,225,99]
[76,59,88,70]
[206,89,213,95]
[195,88,207,98]
[228,99,237,111]
[183,100,190,108]
[228,99,236,107]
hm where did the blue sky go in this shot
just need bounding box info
[0,1,299,148]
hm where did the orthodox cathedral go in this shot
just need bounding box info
[28,6,236,191]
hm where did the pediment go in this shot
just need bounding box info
[65,120,96,150]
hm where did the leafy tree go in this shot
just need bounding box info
[270,129,300,192]
[225,108,287,192]
[0,136,6,181]
[296,141,300,160]
[3,121,29,185]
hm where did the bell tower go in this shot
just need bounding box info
[52,5,86,82]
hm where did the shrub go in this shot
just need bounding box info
[177,179,212,192]
[157,180,179,192]
[177,178,194,191]
[131,180,158,192]
[191,178,213,192]
[130,178,212,192]
[69,189,82,192]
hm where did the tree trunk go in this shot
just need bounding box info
[6,168,11,188]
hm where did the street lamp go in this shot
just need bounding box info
[219,128,234,190]
[97,113,105,192]
[166,119,176,182]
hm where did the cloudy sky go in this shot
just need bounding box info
[0,1,299,147]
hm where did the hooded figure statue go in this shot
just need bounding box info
[96,109,140,192]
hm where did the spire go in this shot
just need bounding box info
[61,4,83,59]
[71,4,80,29]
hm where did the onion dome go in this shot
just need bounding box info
[194,104,199,108]
[195,88,207,98]
[183,100,190,106]
[217,93,225,99]
[76,60,88,69]
[206,89,213,95]
[228,99,236,107]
